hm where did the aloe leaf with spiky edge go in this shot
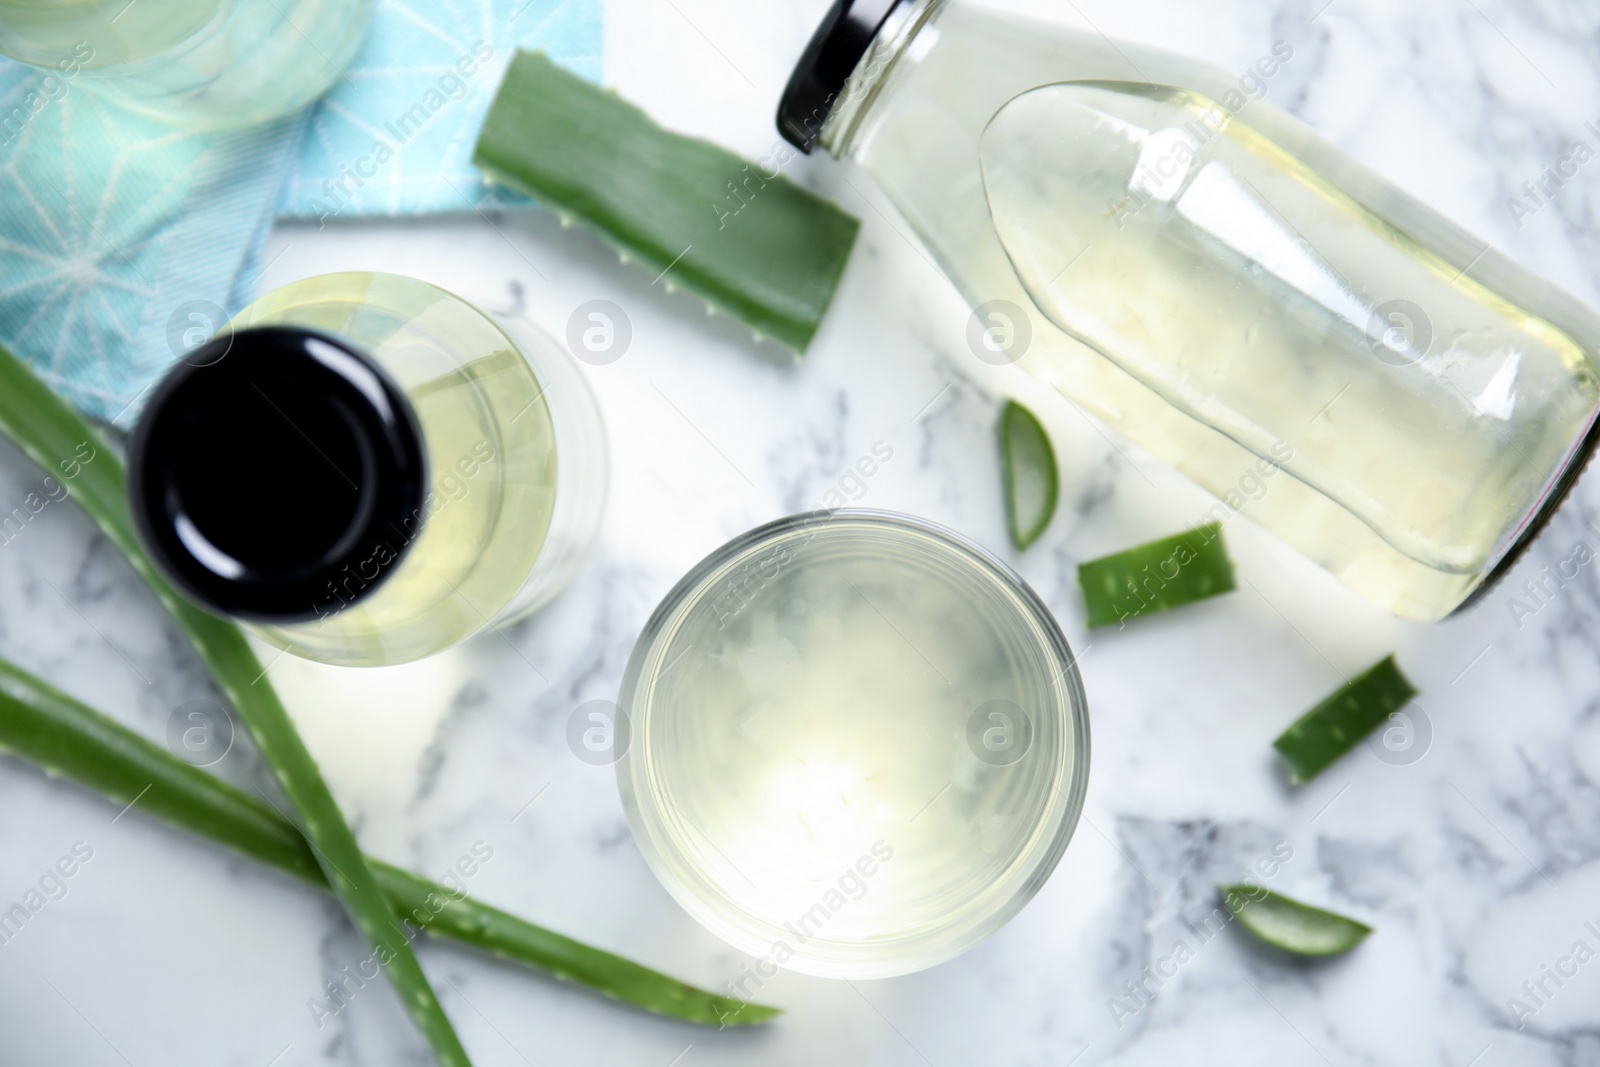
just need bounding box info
[0,342,472,1065]
[0,655,778,1026]
[473,51,859,353]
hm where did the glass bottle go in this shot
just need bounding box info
[779,0,1600,621]
[127,272,607,667]
[0,0,371,128]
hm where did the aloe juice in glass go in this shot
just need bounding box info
[781,0,1600,621]
[127,272,607,667]
[618,511,1090,978]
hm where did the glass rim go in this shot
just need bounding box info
[616,508,1092,978]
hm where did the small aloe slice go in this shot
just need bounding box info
[1220,885,1372,956]
[1274,655,1417,784]
[0,344,469,1065]
[1077,523,1236,628]
[0,656,777,1027]
[999,400,1058,550]
[473,51,859,352]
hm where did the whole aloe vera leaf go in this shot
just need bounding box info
[0,656,778,1027]
[0,345,470,1065]
[473,51,859,352]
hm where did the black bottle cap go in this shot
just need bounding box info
[778,0,905,152]
[127,326,428,624]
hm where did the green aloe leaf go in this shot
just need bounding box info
[1220,885,1372,956]
[998,400,1058,550]
[1077,523,1236,628]
[1274,655,1418,784]
[0,655,777,1027]
[0,343,469,1065]
[473,51,859,352]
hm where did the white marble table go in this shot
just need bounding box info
[4,0,1600,1064]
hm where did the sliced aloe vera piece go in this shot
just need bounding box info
[999,400,1058,550]
[0,344,469,1065]
[1220,885,1372,956]
[1077,523,1235,628]
[0,655,777,1027]
[1274,655,1417,784]
[473,51,859,352]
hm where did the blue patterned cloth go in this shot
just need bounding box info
[0,0,600,424]
[281,0,601,220]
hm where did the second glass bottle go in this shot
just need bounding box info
[781,0,1600,621]
[128,272,607,667]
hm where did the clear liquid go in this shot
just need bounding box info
[231,273,558,666]
[0,0,369,128]
[830,1,1600,619]
[984,82,1600,575]
[621,516,1085,977]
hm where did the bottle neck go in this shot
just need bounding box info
[817,0,945,160]
[127,326,428,623]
